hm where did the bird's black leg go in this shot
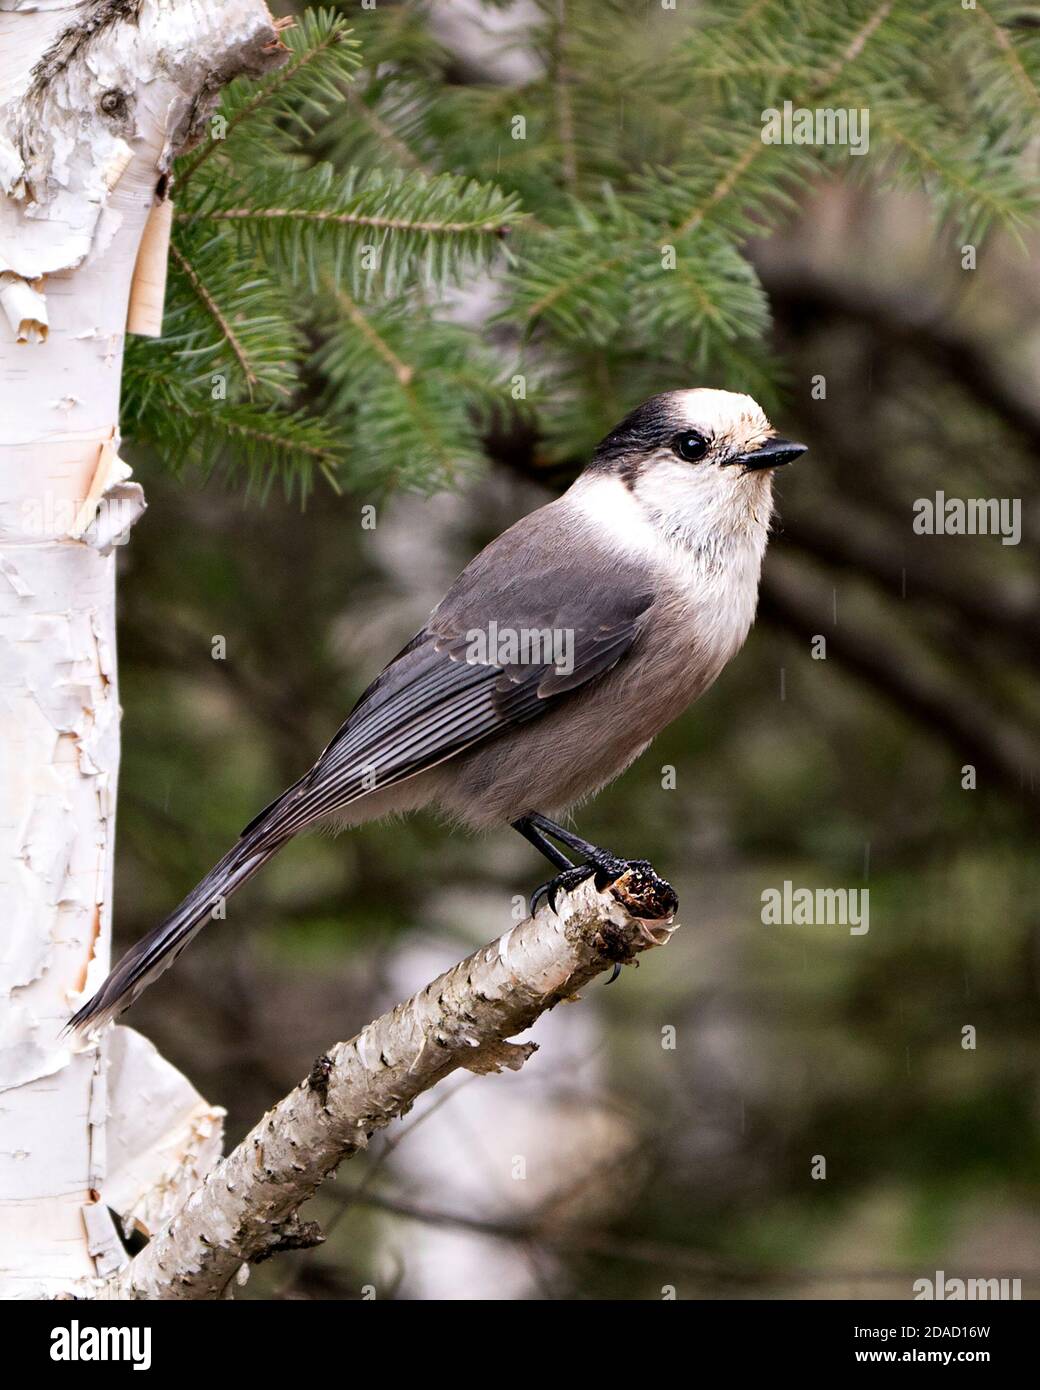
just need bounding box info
[512,815,573,871]
[513,812,656,918]
[512,816,576,914]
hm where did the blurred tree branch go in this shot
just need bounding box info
[779,504,1040,669]
[760,557,1039,814]
[96,872,677,1300]
[761,264,1040,455]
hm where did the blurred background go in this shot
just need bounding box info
[115,1,1040,1297]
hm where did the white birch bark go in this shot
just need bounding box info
[0,0,284,1299]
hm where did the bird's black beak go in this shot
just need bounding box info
[733,437,808,470]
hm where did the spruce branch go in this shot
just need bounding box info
[176,8,361,188]
[200,206,510,237]
[733,0,781,31]
[315,287,509,491]
[121,349,343,497]
[327,280,414,385]
[169,243,261,398]
[181,166,519,297]
[186,405,344,498]
[814,0,893,86]
[673,0,894,237]
[342,84,435,174]
[159,224,301,403]
[515,244,625,334]
[970,2,1040,120]
[870,104,1040,239]
[200,407,342,469]
[673,138,763,238]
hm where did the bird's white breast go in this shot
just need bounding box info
[567,471,662,560]
[569,466,769,687]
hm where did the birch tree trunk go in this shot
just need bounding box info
[0,0,285,1299]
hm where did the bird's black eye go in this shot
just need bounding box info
[672,431,709,463]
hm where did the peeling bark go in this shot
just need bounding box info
[0,0,285,1299]
[97,873,678,1301]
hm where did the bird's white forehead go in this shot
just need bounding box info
[669,388,771,442]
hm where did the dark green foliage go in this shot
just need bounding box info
[124,0,1040,492]
[125,7,519,494]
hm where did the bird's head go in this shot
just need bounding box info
[588,388,807,548]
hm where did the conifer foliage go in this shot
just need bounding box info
[122,0,1040,497]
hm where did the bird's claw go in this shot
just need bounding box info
[529,864,597,916]
[528,855,654,917]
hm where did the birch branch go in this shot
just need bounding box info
[96,868,678,1301]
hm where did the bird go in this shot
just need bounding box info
[67,388,806,1035]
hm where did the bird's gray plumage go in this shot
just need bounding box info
[68,387,805,1034]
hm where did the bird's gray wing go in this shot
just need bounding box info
[243,505,655,839]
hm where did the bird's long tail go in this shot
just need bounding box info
[65,826,287,1037]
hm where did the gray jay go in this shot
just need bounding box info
[68,388,806,1034]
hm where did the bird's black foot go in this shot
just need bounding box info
[513,813,675,924]
[529,863,595,915]
[529,853,656,916]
